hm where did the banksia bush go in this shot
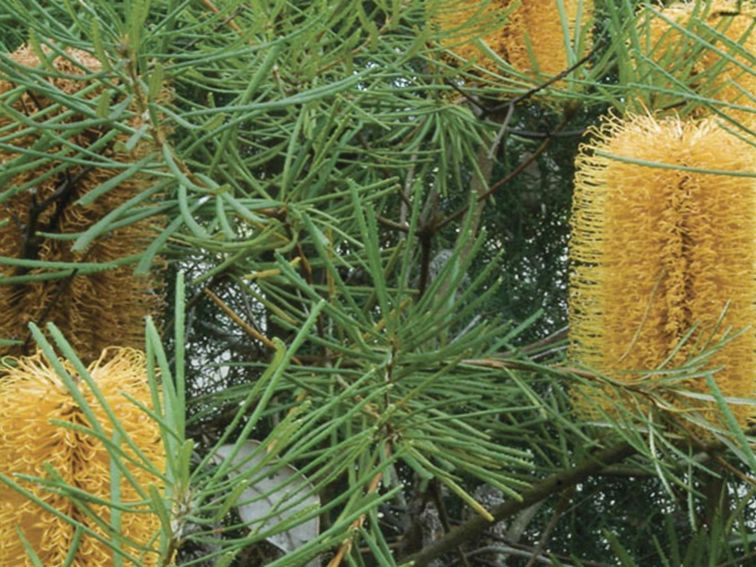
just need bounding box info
[433,0,594,84]
[0,44,162,363]
[0,347,164,565]
[569,113,755,428]
[638,0,755,122]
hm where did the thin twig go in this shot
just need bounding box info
[199,0,243,34]
[327,444,393,567]
[430,480,471,567]
[416,187,440,297]
[436,117,569,231]
[713,455,755,487]
[443,78,488,112]
[482,47,597,118]
[504,325,569,357]
[468,543,612,567]
[524,488,572,567]
[203,288,303,364]
[508,127,586,139]
[468,545,568,567]
[376,214,409,233]
[417,229,433,297]
[488,102,515,159]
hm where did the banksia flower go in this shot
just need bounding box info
[569,113,755,428]
[638,1,755,122]
[0,44,162,363]
[0,348,164,565]
[433,0,594,84]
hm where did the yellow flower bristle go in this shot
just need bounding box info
[433,0,594,84]
[0,44,162,363]
[433,0,511,75]
[504,0,594,80]
[0,348,164,565]
[638,0,755,123]
[569,113,755,427]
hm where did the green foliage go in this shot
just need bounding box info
[0,1,753,565]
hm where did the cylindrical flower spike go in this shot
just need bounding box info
[569,113,755,428]
[638,0,755,123]
[0,348,164,565]
[433,0,594,85]
[503,0,594,80]
[0,44,162,363]
[433,0,511,75]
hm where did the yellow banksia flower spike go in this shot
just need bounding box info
[569,113,755,428]
[432,0,511,75]
[0,44,163,363]
[0,348,164,566]
[433,0,594,85]
[638,0,755,123]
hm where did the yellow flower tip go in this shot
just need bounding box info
[0,348,165,566]
[432,0,595,90]
[0,43,164,363]
[569,112,756,430]
[638,0,755,123]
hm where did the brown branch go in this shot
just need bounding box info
[416,230,433,297]
[402,442,636,567]
[444,43,597,122]
[376,214,409,233]
[442,78,488,113]
[199,0,243,34]
[435,117,568,232]
[444,142,496,300]
[405,425,756,567]
[202,288,304,364]
[713,454,756,487]
[508,325,569,357]
[483,48,596,117]
[507,128,586,139]
[416,186,441,297]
